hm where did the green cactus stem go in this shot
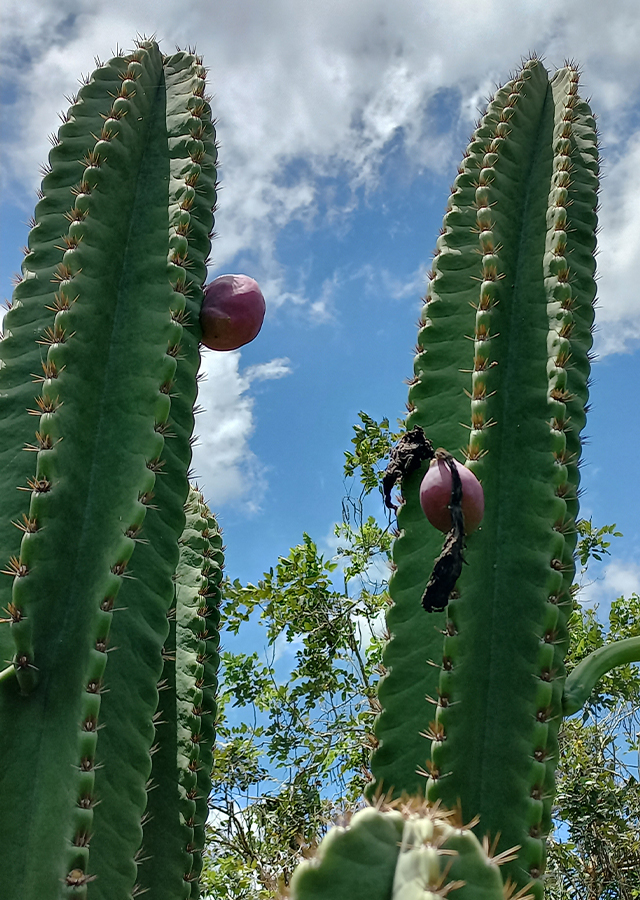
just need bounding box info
[136,487,223,899]
[0,40,217,899]
[368,58,599,899]
[562,635,640,716]
[290,801,531,900]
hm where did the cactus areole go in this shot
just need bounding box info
[200,274,265,350]
[419,459,484,534]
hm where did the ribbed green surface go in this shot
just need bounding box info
[0,60,116,680]
[87,50,216,900]
[422,61,598,897]
[0,41,217,900]
[369,78,518,800]
[137,488,223,899]
[192,509,224,897]
[366,59,598,900]
[142,601,189,898]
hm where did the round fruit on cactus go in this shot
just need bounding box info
[419,459,484,534]
[200,274,266,350]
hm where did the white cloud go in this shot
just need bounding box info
[578,558,640,616]
[308,274,340,323]
[243,357,292,382]
[592,135,640,355]
[272,629,301,665]
[190,350,292,511]
[356,262,427,305]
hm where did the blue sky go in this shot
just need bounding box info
[2,0,640,619]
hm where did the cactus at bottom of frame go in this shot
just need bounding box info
[367,56,599,896]
[289,800,533,900]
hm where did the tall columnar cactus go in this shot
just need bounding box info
[369,57,598,897]
[3,43,638,900]
[294,58,640,900]
[0,40,220,899]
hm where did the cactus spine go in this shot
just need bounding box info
[135,487,223,898]
[364,59,599,898]
[0,41,219,899]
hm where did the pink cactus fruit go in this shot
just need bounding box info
[419,458,484,534]
[200,274,266,351]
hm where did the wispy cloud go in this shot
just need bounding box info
[356,262,427,305]
[243,357,292,382]
[191,350,292,510]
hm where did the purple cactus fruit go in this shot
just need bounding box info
[419,458,484,534]
[200,274,266,351]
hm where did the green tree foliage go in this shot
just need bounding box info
[201,415,640,899]
[545,588,640,899]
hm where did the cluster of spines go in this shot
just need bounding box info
[412,69,524,437]
[7,44,168,652]
[413,78,521,390]
[80,46,218,900]
[367,61,532,803]
[425,58,540,779]
[4,54,153,892]
[0,65,114,695]
[192,504,223,883]
[177,493,213,894]
[122,50,218,900]
[58,41,179,894]
[451,61,559,891]
[0,53,126,895]
[414,63,537,798]
[420,76,516,331]
[166,52,218,334]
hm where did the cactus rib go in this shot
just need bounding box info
[366,81,513,800]
[86,48,217,900]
